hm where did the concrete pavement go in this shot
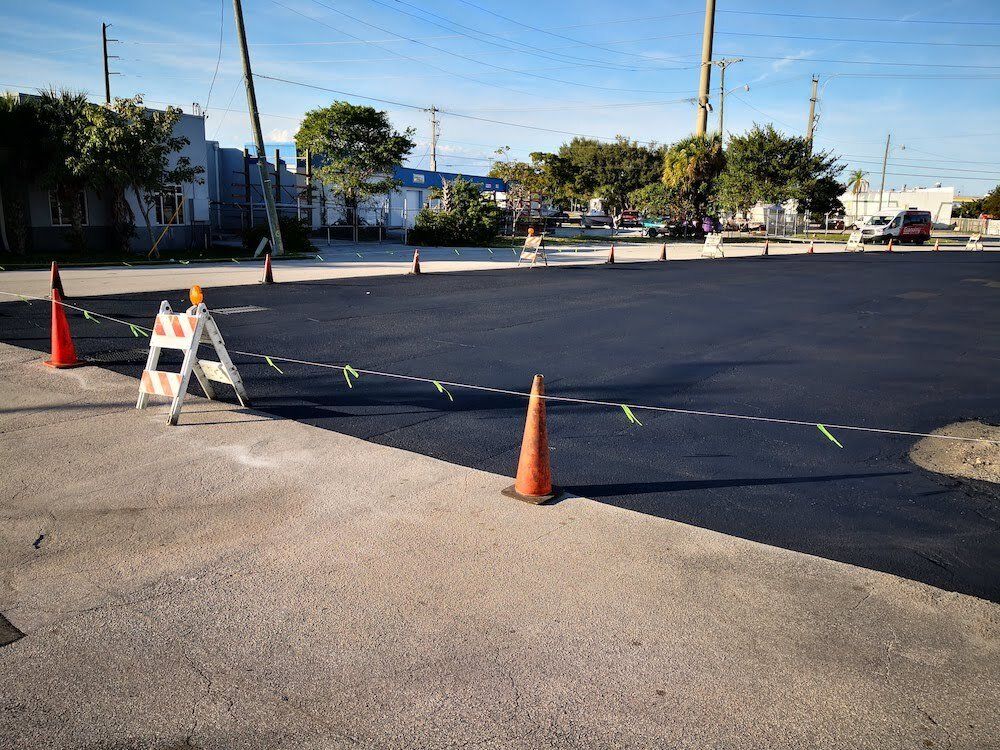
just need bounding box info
[0,238,958,300]
[1,341,998,748]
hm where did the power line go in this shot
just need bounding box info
[719,30,1000,49]
[298,0,698,94]
[362,0,672,73]
[205,0,226,109]
[717,52,1000,70]
[268,0,540,100]
[449,0,667,62]
[719,9,1000,26]
[254,73,661,144]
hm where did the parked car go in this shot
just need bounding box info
[581,210,614,228]
[642,216,671,238]
[618,210,641,227]
[858,209,932,244]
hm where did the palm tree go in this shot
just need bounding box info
[847,169,868,223]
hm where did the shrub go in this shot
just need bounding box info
[408,177,501,246]
[241,216,313,254]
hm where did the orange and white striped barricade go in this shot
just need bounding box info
[846,230,865,253]
[701,233,724,258]
[136,301,249,425]
[518,234,548,267]
[966,233,984,251]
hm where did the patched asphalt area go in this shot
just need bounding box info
[2,252,998,601]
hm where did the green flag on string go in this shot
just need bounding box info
[817,424,843,448]
[432,380,454,402]
[621,404,642,426]
[265,356,283,374]
[343,364,360,388]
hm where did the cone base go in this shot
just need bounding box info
[43,358,86,369]
[502,484,561,505]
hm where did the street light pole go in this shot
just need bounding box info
[713,58,742,138]
[695,0,717,136]
[232,0,285,256]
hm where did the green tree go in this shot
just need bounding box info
[953,197,984,219]
[75,96,203,254]
[410,176,502,246]
[982,185,1000,216]
[0,94,45,254]
[488,148,550,228]
[627,183,674,216]
[295,102,415,242]
[533,137,664,214]
[35,89,92,252]
[661,133,725,220]
[846,169,869,221]
[717,124,844,217]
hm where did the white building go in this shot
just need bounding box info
[840,185,955,226]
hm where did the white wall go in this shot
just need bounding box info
[841,186,955,225]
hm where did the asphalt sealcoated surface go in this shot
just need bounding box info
[2,252,998,600]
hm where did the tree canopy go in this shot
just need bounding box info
[717,124,844,216]
[661,134,725,220]
[295,101,414,226]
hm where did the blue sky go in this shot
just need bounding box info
[2,0,999,195]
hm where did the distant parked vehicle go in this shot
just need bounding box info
[642,216,671,238]
[618,210,641,227]
[581,210,614,228]
[858,209,932,244]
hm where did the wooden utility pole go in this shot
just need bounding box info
[805,75,819,151]
[231,0,285,255]
[101,22,119,105]
[695,0,717,136]
[429,106,439,171]
[878,133,891,210]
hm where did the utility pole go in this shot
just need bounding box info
[713,57,742,138]
[429,106,439,172]
[101,22,119,105]
[695,0,717,136]
[231,0,285,255]
[805,75,819,152]
[878,132,891,210]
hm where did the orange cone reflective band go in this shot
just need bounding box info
[43,289,84,369]
[934,239,940,252]
[808,240,815,254]
[50,261,65,298]
[410,248,421,275]
[261,253,274,284]
[502,374,559,504]
[658,243,667,261]
[607,244,615,264]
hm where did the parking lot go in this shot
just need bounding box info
[2,251,998,601]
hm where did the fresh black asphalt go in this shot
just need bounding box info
[2,252,998,601]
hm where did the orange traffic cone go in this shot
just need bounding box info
[808,240,815,254]
[409,248,421,275]
[43,289,84,369]
[606,244,615,264]
[933,239,940,252]
[762,239,769,256]
[502,374,559,504]
[50,261,66,299]
[658,243,667,261]
[886,238,894,253]
[260,253,274,284]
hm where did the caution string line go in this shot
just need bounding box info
[2,290,997,446]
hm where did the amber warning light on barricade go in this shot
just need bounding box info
[190,285,204,306]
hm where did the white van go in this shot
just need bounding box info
[858,209,933,244]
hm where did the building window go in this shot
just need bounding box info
[48,191,88,227]
[153,184,185,225]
